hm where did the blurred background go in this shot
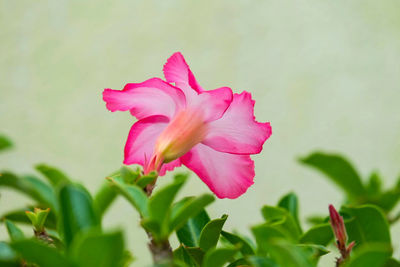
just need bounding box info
[1,0,400,266]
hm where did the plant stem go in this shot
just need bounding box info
[144,183,173,264]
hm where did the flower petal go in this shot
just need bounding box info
[193,87,233,122]
[123,115,181,175]
[103,78,186,120]
[202,91,272,154]
[181,144,255,199]
[163,52,204,93]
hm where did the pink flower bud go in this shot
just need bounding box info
[329,204,347,246]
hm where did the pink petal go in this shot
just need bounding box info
[193,87,233,122]
[202,91,272,154]
[163,52,204,93]
[103,78,186,120]
[123,115,181,176]
[181,144,255,199]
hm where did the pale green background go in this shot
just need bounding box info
[1,1,400,266]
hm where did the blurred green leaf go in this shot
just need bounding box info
[120,166,141,184]
[343,205,391,250]
[366,172,382,197]
[12,239,73,267]
[0,135,12,152]
[185,247,205,266]
[173,245,196,267]
[345,244,392,267]
[59,184,100,248]
[35,164,71,188]
[384,258,400,267]
[252,224,288,254]
[107,176,148,217]
[0,242,17,264]
[202,247,237,267]
[221,230,255,256]
[299,152,366,201]
[93,182,118,219]
[261,206,301,241]
[0,172,58,212]
[136,172,157,188]
[170,194,214,232]
[71,231,124,267]
[5,220,24,242]
[278,192,302,233]
[300,223,333,246]
[176,208,210,247]
[199,215,227,251]
[248,256,278,267]
[306,215,328,226]
[297,244,330,264]
[1,207,57,229]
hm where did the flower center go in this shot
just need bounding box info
[155,109,208,163]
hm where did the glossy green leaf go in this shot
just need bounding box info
[226,258,250,267]
[278,192,302,233]
[59,184,100,247]
[107,176,148,217]
[148,174,187,226]
[221,231,255,256]
[199,215,227,251]
[35,164,71,187]
[71,231,124,267]
[12,239,73,267]
[176,208,210,247]
[300,223,333,246]
[5,220,24,242]
[343,205,391,249]
[0,135,12,151]
[384,258,400,267]
[261,206,301,240]
[345,244,392,267]
[299,152,366,200]
[169,194,214,232]
[202,247,237,267]
[267,240,314,267]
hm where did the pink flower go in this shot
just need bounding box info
[103,52,272,199]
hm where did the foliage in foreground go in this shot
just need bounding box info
[1,135,400,267]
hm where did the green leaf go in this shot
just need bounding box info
[59,184,100,248]
[221,231,255,256]
[176,209,210,247]
[345,244,392,267]
[261,206,301,241]
[267,240,313,267]
[1,207,57,229]
[35,164,71,187]
[135,172,157,188]
[384,258,400,267]
[185,247,205,266]
[248,256,278,267]
[12,239,73,267]
[71,231,124,267]
[169,194,214,232]
[173,245,196,267]
[0,172,58,212]
[202,247,237,267]
[148,174,187,236]
[299,152,366,201]
[366,172,382,196]
[299,223,333,246]
[0,242,17,263]
[343,205,391,249]
[251,224,288,254]
[5,220,24,242]
[107,176,148,217]
[0,135,12,152]
[120,166,141,184]
[93,182,118,219]
[297,244,330,264]
[278,192,302,233]
[199,215,228,251]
